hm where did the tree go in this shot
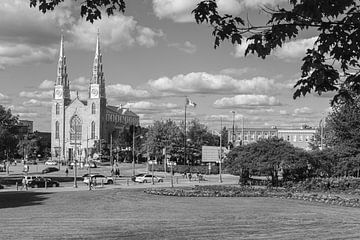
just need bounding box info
[0,105,19,159]
[17,133,40,159]
[144,120,182,164]
[193,0,360,104]
[29,0,126,23]
[225,137,314,186]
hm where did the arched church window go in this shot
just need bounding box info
[70,115,82,141]
[91,121,95,139]
[56,103,60,115]
[92,103,96,114]
[55,121,59,139]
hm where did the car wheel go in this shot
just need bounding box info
[107,180,113,184]
[143,180,147,183]
[158,179,163,182]
[52,183,57,187]
[34,184,39,188]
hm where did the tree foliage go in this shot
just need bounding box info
[225,137,314,185]
[0,105,19,159]
[193,0,360,104]
[29,0,126,23]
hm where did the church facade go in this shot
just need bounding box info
[51,33,139,163]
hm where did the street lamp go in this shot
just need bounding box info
[232,111,235,144]
[219,117,223,183]
[132,126,142,177]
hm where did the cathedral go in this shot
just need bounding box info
[51,33,139,163]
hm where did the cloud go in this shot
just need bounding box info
[152,0,287,23]
[0,43,57,69]
[70,77,89,91]
[169,41,197,54]
[23,99,52,107]
[107,84,151,100]
[219,67,251,76]
[124,101,178,114]
[148,72,284,95]
[279,110,288,115]
[233,40,251,58]
[39,80,54,89]
[69,15,164,51]
[275,37,317,59]
[214,95,281,108]
[19,90,53,99]
[0,93,11,104]
[293,107,313,115]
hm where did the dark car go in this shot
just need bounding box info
[42,167,59,174]
[0,184,4,189]
[29,177,60,188]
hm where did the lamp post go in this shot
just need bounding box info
[219,117,223,183]
[232,111,235,144]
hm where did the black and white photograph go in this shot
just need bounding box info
[1,0,360,239]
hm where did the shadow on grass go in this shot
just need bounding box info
[0,191,51,209]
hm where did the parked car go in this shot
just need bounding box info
[0,184,4,189]
[42,167,59,174]
[84,161,97,168]
[28,177,60,188]
[83,174,114,185]
[135,174,164,183]
[45,160,58,166]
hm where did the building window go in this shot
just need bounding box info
[70,115,82,141]
[305,136,309,142]
[55,121,59,139]
[299,135,303,142]
[92,103,96,114]
[287,135,290,141]
[56,103,60,115]
[293,135,297,142]
[91,121,95,139]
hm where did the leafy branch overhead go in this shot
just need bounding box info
[193,0,360,104]
[29,0,126,23]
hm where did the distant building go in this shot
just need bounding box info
[51,33,139,162]
[18,120,33,138]
[228,125,316,150]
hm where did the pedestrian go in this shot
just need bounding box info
[21,178,26,190]
[65,168,69,176]
[188,173,192,182]
[111,168,114,177]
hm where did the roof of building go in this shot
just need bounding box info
[106,105,138,117]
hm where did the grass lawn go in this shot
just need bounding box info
[0,188,359,240]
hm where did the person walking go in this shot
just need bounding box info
[65,168,69,176]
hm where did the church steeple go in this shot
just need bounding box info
[54,34,70,100]
[90,30,106,99]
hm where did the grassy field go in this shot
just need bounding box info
[1,188,360,240]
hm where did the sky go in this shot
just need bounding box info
[0,0,332,132]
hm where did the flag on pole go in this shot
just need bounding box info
[185,97,197,108]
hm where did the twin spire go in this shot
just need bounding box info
[56,30,105,96]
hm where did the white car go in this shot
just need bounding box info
[83,174,114,185]
[135,174,164,183]
[45,160,58,166]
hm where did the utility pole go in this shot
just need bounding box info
[132,126,135,177]
[219,117,223,183]
[110,133,113,167]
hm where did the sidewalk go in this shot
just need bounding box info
[0,174,239,193]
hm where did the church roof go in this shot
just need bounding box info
[107,105,138,117]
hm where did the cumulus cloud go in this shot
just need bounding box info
[219,67,251,76]
[107,84,151,100]
[23,99,52,107]
[152,0,287,23]
[19,90,53,99]
[0,93,11,105]
[214,95,281,108]
[275,37,317,59]
[39,80,54,89]
[70,76,89,91]
[169,41,197,54]
[293,107,313,115]
[148,72,284,95]
[233,40,251,58]
[124,101,178,114]
[69,15,164,51]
